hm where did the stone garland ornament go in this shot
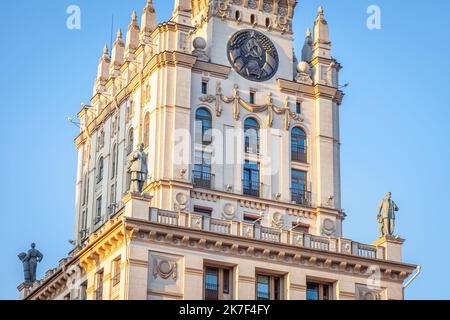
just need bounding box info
[200,83,303,130]
[227,29,279,82]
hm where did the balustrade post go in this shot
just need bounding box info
[281,230,288,244]
[351,242,359,255]
[304,234,311,248]
[203,216,211,231]
[149,208,158,222]
[254,224,261,240]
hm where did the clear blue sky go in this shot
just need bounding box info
[0,0,449,300]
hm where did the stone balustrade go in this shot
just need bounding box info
[149,208,385,260]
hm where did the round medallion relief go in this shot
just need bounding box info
[227,29,279,82]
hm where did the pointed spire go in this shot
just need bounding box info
[172,0,192,25]
[140,0,157,44]
[110,29,125,76]
[126,11,140,60]
[313,6,331,59]
[301,28,313,62]
[94,44,111,94]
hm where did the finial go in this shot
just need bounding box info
[132,10,138,22]
[117,28,123,39]
[306,28,311,38]
[318,6,324,15]
[103,44,109,55]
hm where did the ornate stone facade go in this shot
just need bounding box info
[19,0,417,301]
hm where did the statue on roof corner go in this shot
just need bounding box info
[128,142,148,194]
[377,192,399,237]
[18,243,44,284]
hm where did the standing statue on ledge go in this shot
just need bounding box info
[18,243,44,284]
[377,192,399,237]
[128,142,148,193]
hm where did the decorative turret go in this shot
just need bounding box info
[313,6,331,59]
[110,29,125,78]
[140,0,157,44]
[172,0,192,25]
[125,11,140,61]
[301,28,313,62]
[93,45,111,95]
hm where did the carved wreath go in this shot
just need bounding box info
[199,82,303,130]
[153,258,178,281]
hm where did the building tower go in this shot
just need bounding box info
[20,0,417,301]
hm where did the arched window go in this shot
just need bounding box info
[97,157,104,183]
[143,113,150,149]
[250,14,256,25]
[244,118,260,154]
[265,18,271,28]
[291,127,307,163]
[195,108,212,145]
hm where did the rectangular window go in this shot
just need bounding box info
[244,213,261,225]
[201,81,208,95]
[296,101,302,114]
[291,170,309,206]
[193,151,212,189]
[243,161,260,197]
[205,267,219,300]
[307,282,332,300]
[95,196,102,224]
[112,258,121,287]
[95,270,104,301]
[194,206,212,217]
[249,91,256,104]
[204,266,232,300]
[256,274,282,300]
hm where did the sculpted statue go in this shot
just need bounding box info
[377,192,399,237]
[18,243,44,283]
[128,143,148,193]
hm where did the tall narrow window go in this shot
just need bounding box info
[112,258,121,287]
[204,266,232,300]
[201,81,208,95]
[97,157,104,183]
[244,118,260,154]
[249,91,256,104]
[194,151,212,189]
[235,10,241,21]
[265,18,271,28]
[95,196,102,225]
[82,173,89,206]
[95,270,104,301]
[111,144,117,179]
[291,127,307,163]
[256,274,282,300]
[110,183,116,215]
[127,128,134,155]
[291,170,309,206]
[296,101,302,114]
[195,108,212,145]
[250,14,256,25]
[243,161,260,197]
[143,113,150,149]
[205,267,219,300]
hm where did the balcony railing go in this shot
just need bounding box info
[243,180,261,197]
[150,209,385,260]
[193,170,213,189]
[291,189,312,207]
[291,149,307,163]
